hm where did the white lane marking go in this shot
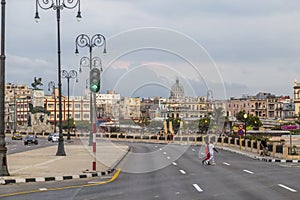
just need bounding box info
[172,162,177,166]
[179,170,186,175]
[159,148,162,151]
[155,146,158,148]
[278,184,297,193]
[243,169,254,174]
[167,156,171,159]
[39,188,48,191]
[193,184,203,192]
[223,162,230,166]
[192,149,195,152]
[163,152,167,155]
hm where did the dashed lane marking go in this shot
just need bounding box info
[39,188,48,191]
[179,170,186,175]
[243,169,254,174]
[172,162,177,166]
[193,184,203,192]
[223,162,230,166]
[278,184,297,193]
[167,156,171,159]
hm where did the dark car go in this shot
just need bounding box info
[48,133,54,141]
[24,135,38,145]
[12,132,23,140]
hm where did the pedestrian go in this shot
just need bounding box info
[207,141,218,165]
[202,141,210,165]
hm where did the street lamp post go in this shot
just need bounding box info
[35,0,81,156]
[62,70,78,140]
[48,81,57,132]
[244,113,248,138]
[75,34,106,146]
[0,0,9,176]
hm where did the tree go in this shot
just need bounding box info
[236,110,262,129]
[198,117,210,134]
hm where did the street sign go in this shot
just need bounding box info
[238,124,244,130]
[281,125,299,130]
[238,129,244,136]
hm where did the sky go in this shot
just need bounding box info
[4,0,300,100]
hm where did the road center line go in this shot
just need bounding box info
[179,170,186,175]
[223,162,230,166]
[193,184,203,192]
[243,169,254,174]
[278,184,297,192]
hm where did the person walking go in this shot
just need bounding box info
[202,141,210,165]
[207,141,218,165]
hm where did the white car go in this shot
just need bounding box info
[51,133,59,142]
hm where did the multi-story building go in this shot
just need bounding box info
[294,80,300,116]
[5,83,32,131]
[95,90,121,121]
[44,88,91,124]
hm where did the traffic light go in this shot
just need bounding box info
[89,68,100,93]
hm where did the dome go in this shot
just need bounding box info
[170,78,184,99]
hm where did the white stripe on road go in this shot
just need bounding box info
[193,184,203,192]
[243,169,254,174]
[167,156,171,159]
[179,170,186,175]
[163,152,167,155]
[192,149,195,152]
[39,188,48,191]
[223,162,230,166]
[278,184,297,193]
[172,162,177,166]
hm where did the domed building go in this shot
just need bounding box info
[170,78,184,100]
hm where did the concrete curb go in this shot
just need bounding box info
[109,146,131,171]
[0,169,115,185]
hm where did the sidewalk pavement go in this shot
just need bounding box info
[0,139,129,184]
[217,145,300,163]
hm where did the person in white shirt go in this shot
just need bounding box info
[207,141,218,165]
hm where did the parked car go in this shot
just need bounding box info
[12,132,22,140]
[48,133,54,141]
[51,133,59,142]
[24,135,38,145]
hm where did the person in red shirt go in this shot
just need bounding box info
[202,141,210,165]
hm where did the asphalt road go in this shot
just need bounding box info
[6,136,56,154]
[1,142,300,200]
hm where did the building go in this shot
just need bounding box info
[5,83,32,131]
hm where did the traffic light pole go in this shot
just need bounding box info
[75,34,106,147]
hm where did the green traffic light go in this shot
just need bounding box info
[90,83,100,93]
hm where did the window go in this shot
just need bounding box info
[75,114,80,119]
[83,114,89,119]
[75,104,81,109]
[83,103,89,109]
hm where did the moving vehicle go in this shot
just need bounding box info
[51,133,59,142]
[24,135,38,145]
[12,132,22,140]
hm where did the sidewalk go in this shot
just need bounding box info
[217,145,300,163]
[0,139,129,184]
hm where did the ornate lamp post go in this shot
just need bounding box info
[0,0,9,176]
[75,34,106,146]
[62,70,78,140]
[35,0,81,156]
[48,81,57,132]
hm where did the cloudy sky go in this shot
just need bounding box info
[5,0,300,99]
